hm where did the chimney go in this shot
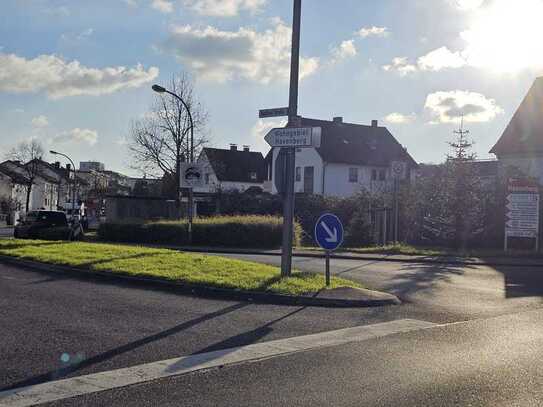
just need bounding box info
[66,163,71,172]
[333,116,343,124]
[54,161,60,169]
[243,145,250,152]
[230,144,238,151]
[371,119,378,127]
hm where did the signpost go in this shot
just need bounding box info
[259,107,290,119]
[315,213,344,286]
[265,127,321,148]
[505,178,540,251]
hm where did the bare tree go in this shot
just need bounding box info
[129,73,208,201]
[7,139,45,212]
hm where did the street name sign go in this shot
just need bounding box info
[259,107,290,118]
[180,163,204,188]
[265,127,321,148]
[315,213,344,252]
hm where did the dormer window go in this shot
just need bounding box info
[250,172,257,181]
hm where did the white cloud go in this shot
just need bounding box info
[382,57,417,76]
[454,0,485,10]
[357,26,389,38]
[151,0,173,13]
[61,28,94,43]
[183,0,266,17]
[417,46,467,71]
[384,46,467,75]
[0,53,159,99]
[123,0,138,6]
[251,118,287,152]
[45,6,70,17]
[424,90,503,124]
[331,40,357,63]
[401,0,543,75]
[162,19,319,84]
[384,113,416,124]
[31,115,49,128]
[52,128,98,146]
[460,0,543,73]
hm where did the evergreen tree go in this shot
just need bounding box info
[444,117,484,248]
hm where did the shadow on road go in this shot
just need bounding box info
[0,303,249,391]
[166,306,307,373]
[492,264,543,298]
[385,262,472,299]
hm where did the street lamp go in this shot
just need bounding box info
[50,150,77,222]
[152,83,195,242]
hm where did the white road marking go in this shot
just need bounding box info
[0,319,436,407]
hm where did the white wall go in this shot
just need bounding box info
[0,173,11,202]
[499,155,543,184]
[271,147,323,194]
[269,147,393,198]
[323,164,391,197]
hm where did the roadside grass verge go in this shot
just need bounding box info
[0,239,361,296]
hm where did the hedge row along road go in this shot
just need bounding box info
[0,239,361,296]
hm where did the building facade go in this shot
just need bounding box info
[268,117,417,197]
[196,145,267,193]
[491,76,543,183]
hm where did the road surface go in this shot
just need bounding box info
[3,250,543,405]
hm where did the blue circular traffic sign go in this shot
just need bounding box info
[314,213,344,251]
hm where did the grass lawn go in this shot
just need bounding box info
[0,239,361,296]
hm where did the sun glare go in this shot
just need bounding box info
[461,0,543,73]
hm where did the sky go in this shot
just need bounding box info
[1,0,543,175]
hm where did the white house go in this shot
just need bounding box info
[195,145,267,193]
[0,161,59,212]
[490,76,543,183]
[268,117,417,197]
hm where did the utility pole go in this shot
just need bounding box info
[280,0,302,277]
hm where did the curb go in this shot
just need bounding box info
[171,246,543,268]
[0,256,400,308]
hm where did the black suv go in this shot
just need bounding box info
[14,210,80,240]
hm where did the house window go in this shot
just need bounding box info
[249,172,257,181]
[295,167,301,182]
[304,166,314,194]
[205,174,210,185]
[371,169,377,181]
[379,169,386,181]
[348,168,358,183]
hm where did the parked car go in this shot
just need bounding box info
[14,210,83,240]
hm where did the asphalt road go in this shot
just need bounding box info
[48,308,543,407]
[3,250,543,406]
[218,253,543,319]
[0,262,437,392]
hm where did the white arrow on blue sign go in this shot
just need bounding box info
[315,213,344,251]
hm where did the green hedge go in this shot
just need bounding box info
[98,216,302,249]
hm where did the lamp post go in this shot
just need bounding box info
[49,150,77,221]
[152,84,195,242]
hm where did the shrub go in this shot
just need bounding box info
[98,215,302,249]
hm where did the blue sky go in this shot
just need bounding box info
[1,0,543,175]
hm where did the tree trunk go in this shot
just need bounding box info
[25,184,32,213]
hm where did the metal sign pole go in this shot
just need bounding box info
[325,250,331,287]
[280,0,302,278]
